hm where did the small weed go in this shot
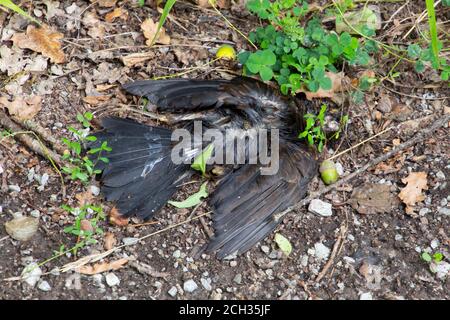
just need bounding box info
[61,112,111,183]
[421,251,444,264]
[62,203,105,253]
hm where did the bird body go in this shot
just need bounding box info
[92,77,317,258]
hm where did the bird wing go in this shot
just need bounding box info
[207,142,317,259]
[122,77,286,113]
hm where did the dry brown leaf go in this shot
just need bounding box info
[80,219,94,232]
[109,207,129,226]
[105,7,128,23]
[91,0,117,7]
[301,72,344,100]
[75,191,95,207]
[11,25,65,64]
[104,232,117,250]
[77,258,128,275]
[398,172,428,215]
[96,84,117,92]
[121,52,155,67]
[141,18,170,46]
[83,95,111,106]
[349,183,399,215]
[197,0,230,8]
[0,96,42,121]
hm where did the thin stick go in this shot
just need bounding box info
[273,113,450,222]
[402,0,442,40]
[328,127,392,161]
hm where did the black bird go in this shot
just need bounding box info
[92,77,318,258]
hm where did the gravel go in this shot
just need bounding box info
[38,280,51,292]
[308,199,333,217]
[8,185,21,193]
[168,286,178,297]
[360,292,373,300]
[201,278,212,291]
[314,242,331,261]
[122,237,139,245]
[105,273,120,287]
[22,263,42,287]
[183,279,198,293]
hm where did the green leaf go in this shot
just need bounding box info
[150,0,176,46]
[433,252,444,263]
[421,252,432,263]
[191,144,214,175]
[259,66,274,81]
[407,44,422,59]
[168,182,208,209]
[274,233,292,256]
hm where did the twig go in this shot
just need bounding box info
[402,0,442,40]
[19,119,66,155]
[128,260,169,278]
[273,113,450,222]
[0,236,10,243]
[315,224,348,283]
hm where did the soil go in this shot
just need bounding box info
[0,0,449,300]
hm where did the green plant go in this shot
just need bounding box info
[298,104,347,151]
[421,251,445,263]
[62,203,105,253]
[240,0,376,95]
[0,0,40,24]
[191,144,214,175]
[61,112,111,183]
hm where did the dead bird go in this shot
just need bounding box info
[91,77,318,259]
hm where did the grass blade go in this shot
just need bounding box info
[0,0,40,25]
[150,0,177,46]
[425,0,439,67]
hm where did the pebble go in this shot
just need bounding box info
[440,198,448,207]
[436,171,446,181]
[201,278,212,291]
[40,173,49,186]
[173,250,181,259]
[230,261,237,267]
[122,237,139,245]
[8,185,21,193]
[419,208,430,216]
[300,255,309,267]
[38,280,51,292]
[335,162,344,176]
[5,216,39,241]
[168,286,178,297]
[430,261,450,280]
[430,239,440,249]
[22,263,42,287]
[183,279,198,293]
[261,245,270,254]
[438,207,450,216]
[92,274,104,287]
[395,234,403,241]
[308,199,333,217]
[314,242,330,261]
[90,185,100,196]
[233,274,242,284]
[105,273,120,287]
[360,292,373,300]
[30,210,40,218]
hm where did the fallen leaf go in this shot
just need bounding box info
[105,7,127,23]
[109,207,129,226]
[301,72,344,100]
[77,258,128,275]
[274,233,292,256]
[373,153,405,174]
[349,183,399,214]
[11,24,65,63]
[121,52,155,67]
[336,6,381,34]
[197,0,230,8]
[104,232,117,250]
[80,219,93,232]
[83,95,111,106]
[96,84,116,92]
[168,182,208,209]
[398,172,428,215]
[75,191,95,207]
[0,96,42,121]
[141,18,170,46]
[91,0,117,7]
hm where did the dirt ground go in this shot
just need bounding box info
[0,1,449,300]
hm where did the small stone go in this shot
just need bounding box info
[431,261,450,280]
[314,242,330,261]
[5,217,39,241]
[436,171,446,181]
[360,292,373,300]
[430,239,440,249]
[22,263,42,287]
[122,237,138,245]
[395,234,403,241]
[105,273,120,287]
[38,280,51,292]
[308,199,333,217]
[90,185,100,196]
[30,210,40,218]
[441,198,448,207]
[8,185,21,193]
[419,208,430,216]
[438,207,450,216]
[300,255,309,267]
[183,279,198,293]
[229,261,237,267]
[201,278,212,291]
[173,250,181,259]
[40,173,49,186]
[233,274,242,284]
[261,245,270,254]
[168,286,178,297]
[92,274,104,287]
[347,234,355,241]
[335,162,344,176]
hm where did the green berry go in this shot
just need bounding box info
[320,160,339,185]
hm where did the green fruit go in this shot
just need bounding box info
[320,160,339,185]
